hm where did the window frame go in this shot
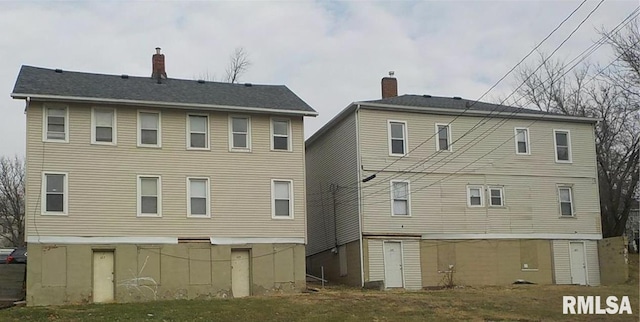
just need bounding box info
[435,123,452,152]
[42,105,69,143]
[390,180,411,216]
[137,110,162,148]
[41,171,68,216]
[271,179,294,219]
[387,120,408,157]
[91,107,117,145]
[186,113,210,150]
[137,175,162,217]
[557,186,575,217]
[270,117,292,151]
[186,177,211,218]
[488,186,505,207]
[514,127,530,155]
[229,115,252,152]
[467,185,484,208]
[553,129,572,163]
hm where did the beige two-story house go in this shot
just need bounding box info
[11,49,317,305]
[306,74,601,289]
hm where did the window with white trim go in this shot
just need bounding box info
[139,111,161,147]
[272,180,293,218]
[554,130,571,162]
[558,186,574,217]
[230,116,250,150]
[391,181,410,216]
[188,114,209,149]
[42,172,67,214]
[515,128,529,154]
[388,121,407,156]
[92,108,116,144]
[436,123,451,151]
[138,176,161,216]
[489,187,504,207]
[467,186,483,207]
[272,119,290,151]
[44,106,67,141]
[188,177,209,217]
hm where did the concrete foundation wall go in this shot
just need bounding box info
[27,243,305,306]
[598,236,629,285]
[420,239,553,287]
[306,240,361,286]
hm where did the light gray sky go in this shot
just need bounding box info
[0,0,636,157]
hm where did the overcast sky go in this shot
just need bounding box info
[0,0,636,157]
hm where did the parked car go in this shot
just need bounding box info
[0,248,14,263]
[6,247,26,264]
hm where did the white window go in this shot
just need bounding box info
[138,176,161,217]
[391,180,410,216]
[388,121,407,156]
[558,186,574,217]
[230,116,251,151]
[138,111,161,147]
[467,186,484,207]
[41,172,68,215]
[554,130,571,162]
[187,114,209,149]
[436,123,452,151]
[271,119,291,151]
[187,177,210,217]
[489,187,504,207]
[514,128,529,155]
[272,179,293,219]
[92,108,116,144]
[43,106,68,142]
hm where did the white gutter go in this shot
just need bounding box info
[11,93,318,117]
[360,102,599,123]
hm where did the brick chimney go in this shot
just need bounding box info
[381,71,397,98]
[151,47,167,80]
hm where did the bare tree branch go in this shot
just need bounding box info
[224,47,251,84]
[0,156,25,247]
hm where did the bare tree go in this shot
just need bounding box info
[223,47,251,83]
[0,156,25,247]
[508,20,640,237]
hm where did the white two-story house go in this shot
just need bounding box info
[306,74,601,289]
[11,48,317,305]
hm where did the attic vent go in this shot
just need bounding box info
[121,74,129,79]
[197,79,205,84]
[244,83,252,87]
[453,96,462,100]
[423,94,432,98]
[54,69,63,73]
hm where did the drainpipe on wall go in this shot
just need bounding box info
[355,103,365,287]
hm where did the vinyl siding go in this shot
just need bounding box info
[305,113,359,255]
[25,102,306,239]
[552,240,600,286]
[366,238,421,289]
[357,108,600,236]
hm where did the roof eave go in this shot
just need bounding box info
[305,103,358,147]
[357,101,599,123]
[11,93,318,117]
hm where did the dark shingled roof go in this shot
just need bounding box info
[11,65,316,115]
[361,94,558,116]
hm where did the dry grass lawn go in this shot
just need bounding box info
[3,254,638,321]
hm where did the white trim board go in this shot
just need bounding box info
[420,233,602,240]
[209,237,305,245]
[27,236,178,244]
[15,93,318,116]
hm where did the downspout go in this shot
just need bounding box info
[355,104,365,287]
